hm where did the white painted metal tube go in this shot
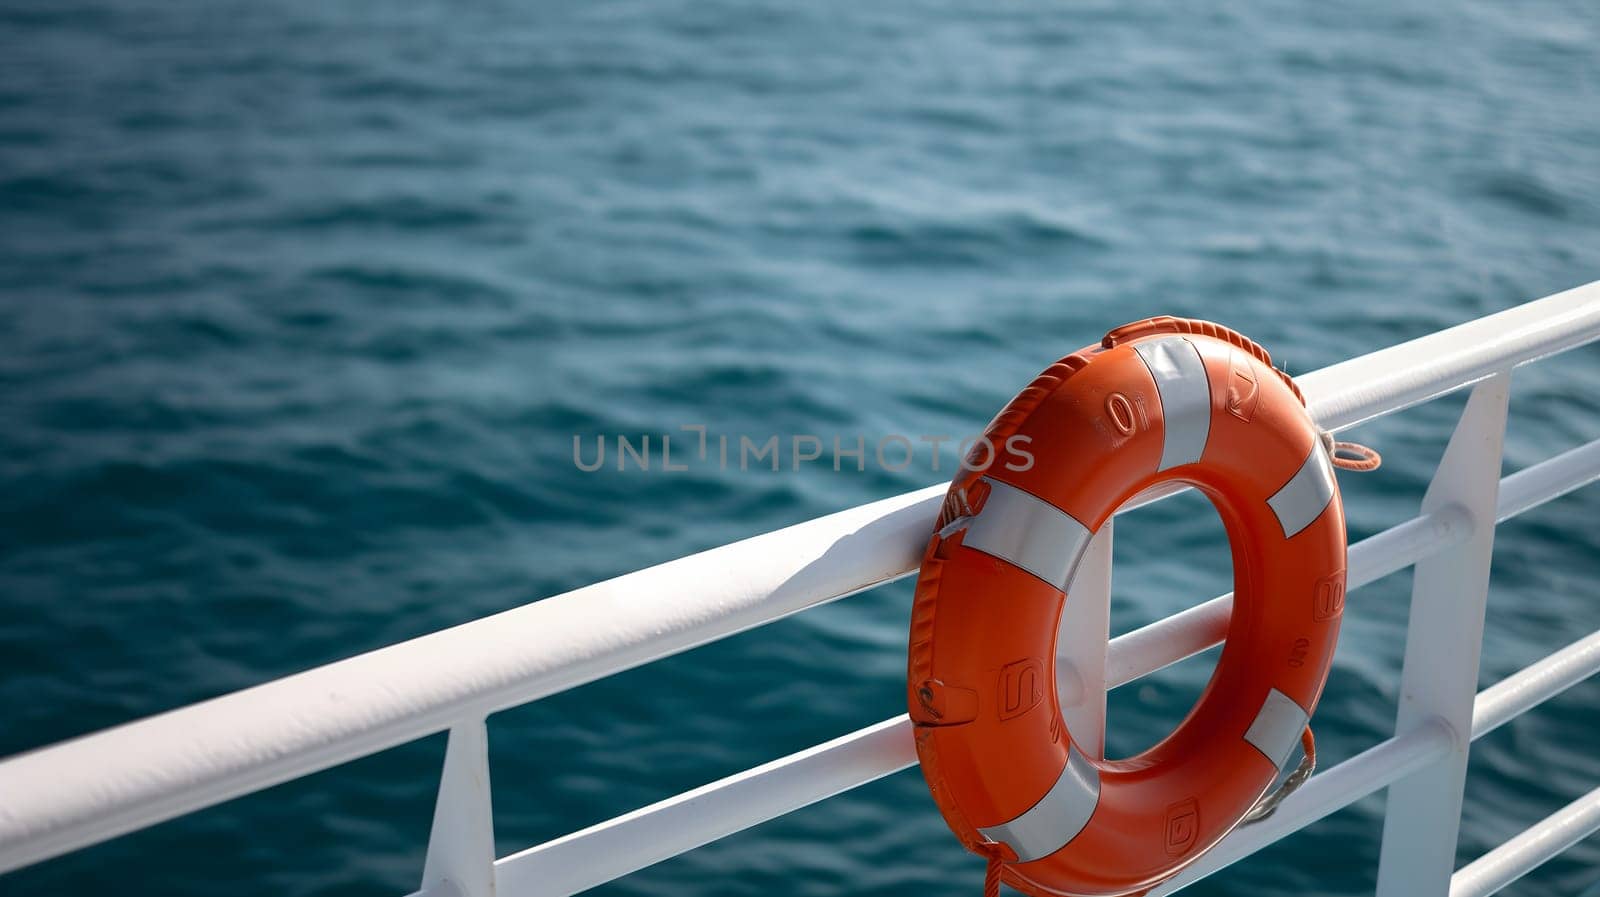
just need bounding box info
[1299,279,1600,432]
[0,484,945,875]
[1472,630,1600,739]
[1496,439,1600,523]
[491,716,914,897]
[1448,630,1600,897]
[1449,784,1600,897]
[1,282,1598,876]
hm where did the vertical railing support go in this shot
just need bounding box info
[1376,373,1511,897]
[1058,523,1113,758]
[422,718,496,897]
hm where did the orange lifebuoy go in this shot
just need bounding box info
[908,317,1346,897]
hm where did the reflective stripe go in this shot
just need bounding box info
[978,743,1101,862]
[1133,337,1211,470]
[962,478,1092,591]
[1243,688,1308,770]
[1266,443,1336,538]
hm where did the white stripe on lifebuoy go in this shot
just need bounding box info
[1133,337,1212,470]
[961,478,1093,591]
[977,743,1102,862]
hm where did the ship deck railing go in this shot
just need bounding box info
[2,282,1600,897]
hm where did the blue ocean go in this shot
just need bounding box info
[2,0,1598,894]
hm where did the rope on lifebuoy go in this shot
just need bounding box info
[1242,727,1318,824]
[1321,430,1382,472]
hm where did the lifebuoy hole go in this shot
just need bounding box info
[1100,488,1235,761]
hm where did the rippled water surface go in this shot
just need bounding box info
[3,1,1600,895]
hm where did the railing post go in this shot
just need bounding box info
[1058,523,1113,758]
[1376,373,1511,897]
[422,718,496,897]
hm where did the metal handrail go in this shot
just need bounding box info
[483,441,1600,897]
[2,280,1599,896]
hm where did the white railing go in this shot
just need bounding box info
[3,282,1600,897]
